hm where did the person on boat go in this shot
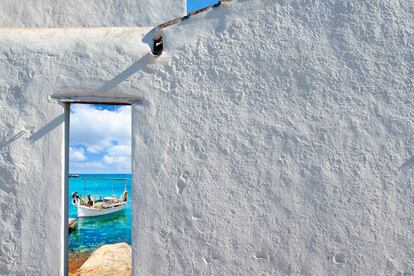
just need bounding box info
[87,195,94,207]
[72,192,80,205]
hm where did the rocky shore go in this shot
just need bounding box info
[69,252,92,274]
[69,243,131,275]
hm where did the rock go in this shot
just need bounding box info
[77,243,131,276]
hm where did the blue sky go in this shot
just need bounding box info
[187,0,219,13]
[69,104,131,174]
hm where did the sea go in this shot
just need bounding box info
[68,174,132,253]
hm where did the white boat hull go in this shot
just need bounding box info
[77,202,127,218]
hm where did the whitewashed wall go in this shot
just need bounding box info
[0,27,153,275]
[0,0,413,275]
[0,0,185,27]
[133,0,413,274]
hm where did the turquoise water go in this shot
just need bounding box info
[68,174,132,253]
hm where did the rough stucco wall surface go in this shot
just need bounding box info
[0,27,151,275]
[133,0,413,275]
[0,0,185,27]
[0,0,413,275]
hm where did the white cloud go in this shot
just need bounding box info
[103,155,130,164]
[102,144,131,172]
[69,147,86,161]
[70,104,131,153]
[69,104,131,174]
[85,146,102,154]
[107,144,131,156]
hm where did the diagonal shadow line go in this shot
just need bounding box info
[28,55,152,144]
[0,130,26,149]
[96,54,153,93]
[29,114,65,143]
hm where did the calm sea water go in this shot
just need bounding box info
[68,174,132,253]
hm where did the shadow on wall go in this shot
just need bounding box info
[96,53,154,93]
[21,53,154,143]
[0,130,28,149]
[0,115,65,146]
[29,114,65,143]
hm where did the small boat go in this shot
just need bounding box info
[69,174,80,178]
[72,177,129,218]
[69,218,77,233]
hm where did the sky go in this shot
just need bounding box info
[187,0,219,13]
[69,104,131,174]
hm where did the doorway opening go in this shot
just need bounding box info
[65,102,132,275]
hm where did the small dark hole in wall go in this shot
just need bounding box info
[152,36,163,56]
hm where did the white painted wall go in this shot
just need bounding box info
[0,0,185,27]
[133,1,413,274]
[0,0,413,275]
[0,27,152,275]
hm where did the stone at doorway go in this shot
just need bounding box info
[77,243,131,276]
